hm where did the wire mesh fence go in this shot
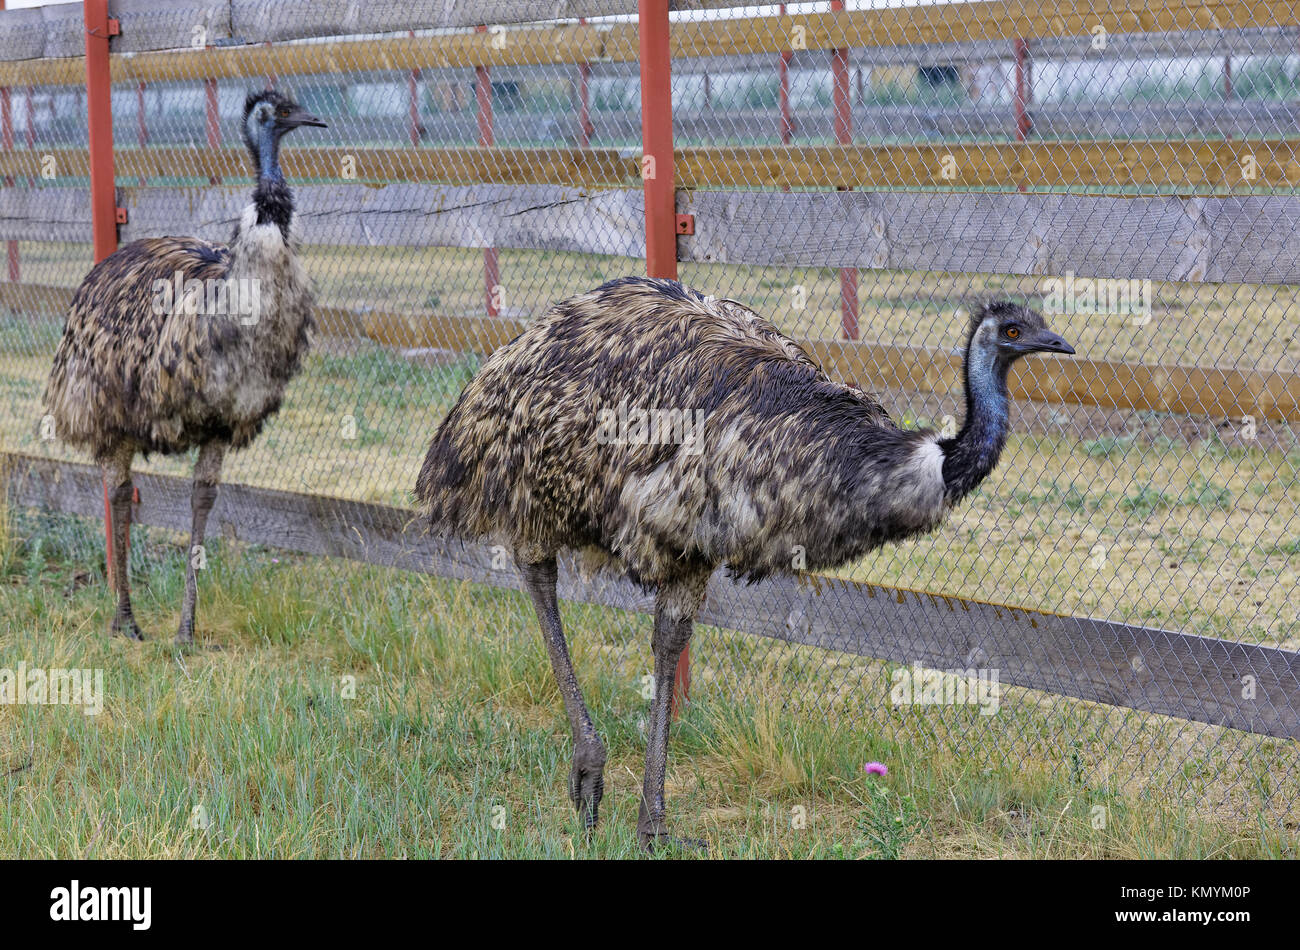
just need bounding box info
[1,1,1299,829]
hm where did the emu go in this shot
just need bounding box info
[415,277,1074,849]
[43,90,325,644]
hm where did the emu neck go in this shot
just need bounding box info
[940,334,1010,504]
[252,126,293,239]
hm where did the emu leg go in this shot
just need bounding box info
[176,442,225,645]
[638,575,708,852]
[519,556,606,831]
[102,447,143,641]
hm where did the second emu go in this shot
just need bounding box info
[417,278,1074,849]
[43,90,325,644]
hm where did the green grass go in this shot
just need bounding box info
[0,503,1295,859]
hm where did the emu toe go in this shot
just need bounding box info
[637,830,709,854]
[568,740,607,830]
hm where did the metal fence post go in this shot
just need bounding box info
[830,0,858,340]
[576,18,593,149]
[778,2,793,146]
[84,0,123,583]
[637,0,688,714]
[475,24,500,318]
[1013,37,1031,141]
[136,80,147,186]
[205,76,220,184]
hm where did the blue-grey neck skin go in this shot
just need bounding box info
[258,123,283,184]
[939,320,1011,504]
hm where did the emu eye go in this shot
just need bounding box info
[277,107,290,117]
[1005,326,1020,340]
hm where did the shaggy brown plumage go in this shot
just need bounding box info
[43,89,325,644]
[416,276,1074,849]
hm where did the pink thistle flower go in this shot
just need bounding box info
[863,762,888,776]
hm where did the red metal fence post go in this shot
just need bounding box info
[408,30,421,147]
[1013,37,1031,141]
[2,81,17,283]
[204,76,220,184]
[136,80,148,186]
[475,24,500,317]
[830,0,858,340]
[576,17,593,149]
[84,0,122,583]
[637,0,688,713]
[1013,38,1030,193]
[577,44,593,149]
[778,2,793,146]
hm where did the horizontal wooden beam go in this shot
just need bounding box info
[592,26,1300,72]
[679,188,1300,284]
[0,1,722,63]
[610,0,1300,62]
[674,140,1300,192]
[4,279,1293,422]
[6,450,1298,740]
[12,181,1299,285]
[0,147,638,187]
[809,341,1300,424]
[118,183,646,256]
[7,139,1295,193]
[0,281,75,314]
[7,1,1300,85]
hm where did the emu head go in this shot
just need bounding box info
[241,89,326,173]
[965,301,1074,375]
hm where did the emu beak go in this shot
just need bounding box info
[1032,330,1075,355]
[285,109,328,129]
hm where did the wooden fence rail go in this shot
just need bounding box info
[3,279,1298,422]
[6,450,1298,741]
[4,0,1300,84]
[4,0,1299,63]
[7,182,1300,285]
[4,139,1299,192]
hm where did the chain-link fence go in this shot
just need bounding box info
[2,1,1299,827]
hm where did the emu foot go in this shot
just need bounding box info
[568,739,607,830]
[175,626,221,650]
[637,808,707,853]
[637,829,709,854]
[110,613,145,641]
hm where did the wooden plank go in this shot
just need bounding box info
[7,450,1298,741]
[359,310,528,350]
[675,140,1300,192]
[8,140,1294,192]
[0,281,75,315]
[0,188,93,243]
[0,147,638,187]
[8,1,1300,80]
[119,183,647,255]
[679,189,1300,284]
[2,279,1296,420]
[0,19,608,85]
[111,0,234,54]
[231,1,644,41]
[808,340,1300,424]
[602,0,1300,62]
